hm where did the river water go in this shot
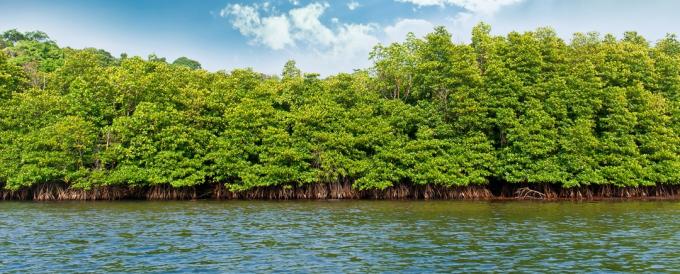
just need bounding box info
[1,200,679,272]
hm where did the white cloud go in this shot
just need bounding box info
[395,0,524,43]
[221,3,293,50]
[450,11,473,24]
[348,1,361,10]
[330,24,379,58]
[397,0,523,15]
[397,0,444,7]
[221,1,378,56]
[220,2,385,75]
[260,15,293,50]
[384,18,434,43]
[220,4,259,31]
[220,1,520,75]
[222,2,341,49]
[289,3,335,46]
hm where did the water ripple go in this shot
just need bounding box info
[1,200,679,272]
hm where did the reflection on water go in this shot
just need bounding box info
[1,200,679,272]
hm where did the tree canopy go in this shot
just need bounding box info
[1,25,680,191]
[172,56,202,70]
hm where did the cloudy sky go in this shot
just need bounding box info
[1,0,680,75]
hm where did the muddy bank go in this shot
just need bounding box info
[3,182,680,201]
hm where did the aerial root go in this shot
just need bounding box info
[2,182,680,200]
[515,187,546,199]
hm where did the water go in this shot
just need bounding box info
[1,200,679,273]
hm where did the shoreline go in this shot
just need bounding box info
[2,182,680,201]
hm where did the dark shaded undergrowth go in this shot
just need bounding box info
[3,182,680,201]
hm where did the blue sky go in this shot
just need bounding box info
[2,0,680,75]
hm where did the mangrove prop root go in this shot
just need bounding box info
[515,187,546,199]
[1,182,680,201]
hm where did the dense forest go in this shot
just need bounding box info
[1,24,680,199]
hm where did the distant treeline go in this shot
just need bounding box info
[1,23,679,193]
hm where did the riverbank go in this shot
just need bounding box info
[2,182,680,200]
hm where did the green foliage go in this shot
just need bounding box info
[281,60,301,80]
[172,56,202,70]
[0,51,28,99]
[1,24,680,191]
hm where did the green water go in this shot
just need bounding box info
[1,200,679,272]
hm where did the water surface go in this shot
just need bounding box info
[1,200,679,272]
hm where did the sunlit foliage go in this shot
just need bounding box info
[1,25,679,191]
